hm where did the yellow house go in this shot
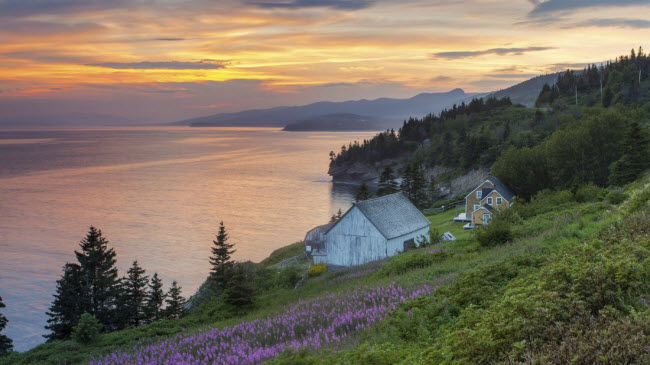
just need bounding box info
[463,176,515,229]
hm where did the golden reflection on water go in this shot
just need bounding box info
[0,127,376,351]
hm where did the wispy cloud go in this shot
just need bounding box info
[433,46,553,59]
[154,38,187,41]
[569,18,650,29]
[486,73,539,79]
[0,0,127,17]
[86,61,227,70]
[247,0,373,10]
[430,75,453,82]
[528,0,648,17]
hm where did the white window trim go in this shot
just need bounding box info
[473,204,480,211]
[476,191,482,199]
[496,197,502,205]
[487,197,493,205]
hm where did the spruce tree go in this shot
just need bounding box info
[146,273,166,322]
[610,122,649,185]
[0,295,13,356]
[428,175,440,206]
[75,227,120,331]
[45,263,83,341]
[225,264,255,310]
[164,281,185,319]
[209,222,236,291]
[355,183,371,202]
[376,167,398,196]
[335,209,343,220]
[120,261,149,328]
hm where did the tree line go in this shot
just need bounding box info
[536,47,649,108]
[44,227,186,341]
[493,107,649,200]
[43,222,259,344]
[329,96,513,171]
[354,165,441,209]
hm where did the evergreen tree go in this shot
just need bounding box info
[75,227,120,331]
[209,222,236,291]
[45,263,83,341]
[376,167,398,196]
[428,175,441,205]
[225,264,255,310]
[355,183,371,202]
[401,164,428,207]
[329,209,343,222]
[120,261,149,328]
[610,122,649,185]
[146,273,166,322]
[164,281,185,319]
[0,295,13,356]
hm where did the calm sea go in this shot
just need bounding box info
[0,126,375,351]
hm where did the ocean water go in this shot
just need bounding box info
[0,126,376,351]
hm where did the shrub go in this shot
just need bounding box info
[379,252,447,276]
[474,216,512,248]
[428,228,441,245]
[72,313,102,345]
[606,187,626,204]
[308,264,327,277]
[575,183,606,203]
[277,266,302,288]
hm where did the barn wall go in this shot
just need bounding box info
[324,207,387,266]
[386,226,430,256]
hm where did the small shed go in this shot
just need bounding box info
[307,192,431,267]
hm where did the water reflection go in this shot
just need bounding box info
[0,127,377,351]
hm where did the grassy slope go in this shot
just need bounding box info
[3,176,649,364]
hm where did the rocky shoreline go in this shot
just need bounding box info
[329,159,490,200]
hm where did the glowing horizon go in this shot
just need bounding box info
[0,0,649,123]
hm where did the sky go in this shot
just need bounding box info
[0,0,649,125]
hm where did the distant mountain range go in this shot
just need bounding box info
[177,72,563,131]
[175,88,479,130]
[488,73,560,107]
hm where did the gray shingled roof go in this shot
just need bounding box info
[331,192,430,240]
[489,176,516,201]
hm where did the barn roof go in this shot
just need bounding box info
[329,192,430,240]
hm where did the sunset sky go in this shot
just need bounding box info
[1,0,649,124]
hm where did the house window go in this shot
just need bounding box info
[496,197,502,205]
[476,191,482,199]
[473,204,480,211]
[487,197,493,205]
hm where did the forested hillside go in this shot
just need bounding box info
[330,48,650,204]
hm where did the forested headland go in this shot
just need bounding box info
[330,48,650,207]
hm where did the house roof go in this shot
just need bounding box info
[489,175,516,201]
[482,204,495,213]
[328,192,430,240]
[308,222,335,235]
[481,187,494,197]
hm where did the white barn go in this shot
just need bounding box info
[305,192,431,267]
